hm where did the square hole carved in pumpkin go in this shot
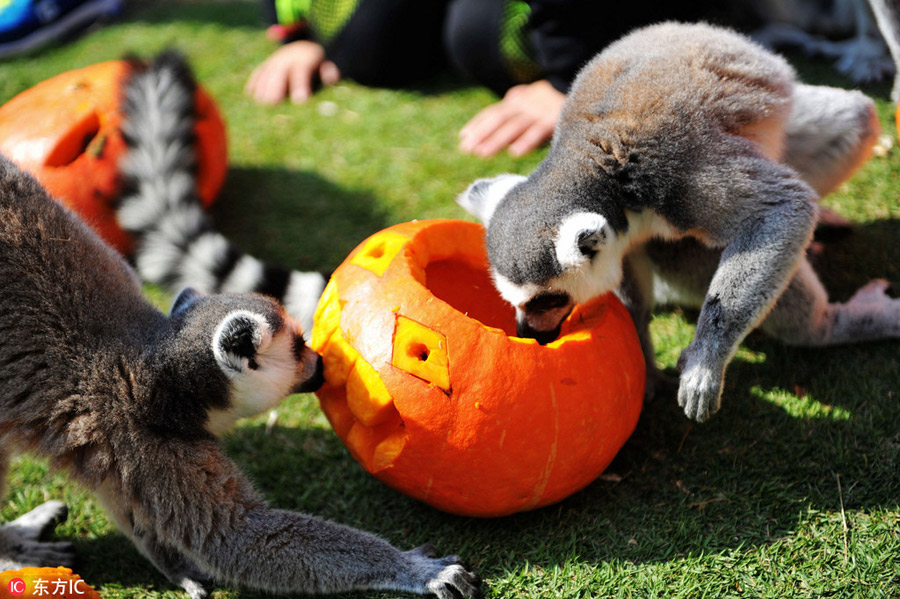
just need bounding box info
[349,230,410,276]
[391,315,450,392]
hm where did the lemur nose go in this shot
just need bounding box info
[516,320,562,346]
[295,354,324,393]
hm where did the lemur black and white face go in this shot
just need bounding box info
[458,174,627,344]
[170,288,324,436]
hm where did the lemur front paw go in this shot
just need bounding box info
[0,501,76,569]
[677,352,724,422]
[178,577,211,599]
[404,545,481,599]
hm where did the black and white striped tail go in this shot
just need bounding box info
[116,51,327,333]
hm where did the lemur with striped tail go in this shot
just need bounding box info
[116,53,327,334]
[0,53,479,599]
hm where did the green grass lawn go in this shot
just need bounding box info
[1,1,899,597]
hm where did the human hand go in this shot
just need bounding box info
[245,40,341,105]
[458,79,564,158]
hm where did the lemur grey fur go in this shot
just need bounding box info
[0,54,478,599]
[458,22,899,422]
[116,53,327,334]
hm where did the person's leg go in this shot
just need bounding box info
[317,0,450,87]
[444,0,537,96]
[445,0,733,97]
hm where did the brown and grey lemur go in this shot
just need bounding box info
[457,22,900,422]
[0,54,478,599]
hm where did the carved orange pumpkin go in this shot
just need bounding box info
[311,219,645,517]
[0,60,227,253]
[0,567,101,599]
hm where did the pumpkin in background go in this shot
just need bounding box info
[0,60,227,254]
[311,219,645,518]
[0,567,101,599]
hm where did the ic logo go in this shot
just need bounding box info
[7,577,26,596]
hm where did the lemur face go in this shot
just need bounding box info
[210,307,324,401]
[458,175,624,344]
[170,288,324,436]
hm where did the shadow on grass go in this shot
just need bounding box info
[74,535,167,591]
[211,165,392,272]
[813,219,900,301]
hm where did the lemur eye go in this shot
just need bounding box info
[525,292,571,313]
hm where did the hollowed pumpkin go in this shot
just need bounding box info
[311,219,645,517]
[0,567,101,599]
[0,60,227,253]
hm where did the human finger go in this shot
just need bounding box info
[256,62,291,105]
[507,119,555,157]
[319,60,341,87]
[459,104,515,154]
[288,60,316,103]
[470,113,533,158]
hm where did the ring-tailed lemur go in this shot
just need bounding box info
[458,22,900,423]
[115,52,327,335]
[0,59,478,599]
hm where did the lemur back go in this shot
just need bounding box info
[116,53,327,334]
[565,22,794,162]
[459,22,898,422]
[0,55,477,599]
[0,156,166,462]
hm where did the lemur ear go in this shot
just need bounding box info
[212,311,272,375]
[170,286,204,317]
[456,174,526,227]
[555,212,612,269]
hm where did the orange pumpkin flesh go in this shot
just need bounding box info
[0,567,101,599]
[0,61,227,254]
[312,219,645,517]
